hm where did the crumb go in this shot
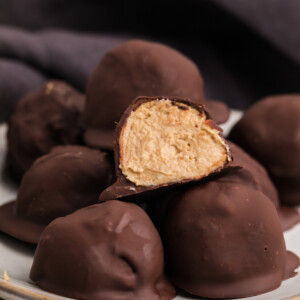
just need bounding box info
[45,83,54,95]
[4,270,10,281]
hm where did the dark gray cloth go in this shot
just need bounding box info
[0,26,126,121]
[0,0,300,122]
[0,27,126,90]
[0,58,45,121]
[214,0,300,65]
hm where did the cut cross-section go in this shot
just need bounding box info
[118,98,230,186]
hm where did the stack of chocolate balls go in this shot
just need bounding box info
[0,40,299,300]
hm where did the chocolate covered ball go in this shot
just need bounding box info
[163,181,299,298]
[84,39,229,150]
[229,94,300,205]
[6,80,85,179]
[0,145,113,243]
[30,201,176,300]
[99,96,231,202]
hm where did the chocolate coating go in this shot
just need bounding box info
[0,145,113,243]
[278,206,300,231]
[222,142,279,207]
[205,100,230,124]
[99,96,231,202]
[6,80,85,179]
[30,201,176,300]
[229,94,300,205]
[163,181,299,298]
[84,39,228,150]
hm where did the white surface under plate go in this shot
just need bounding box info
[0,110,299,300]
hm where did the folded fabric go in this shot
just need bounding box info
[0,58,45,121]
[0,26,126,122]
[214,0,300,66]
[0,26,126,90]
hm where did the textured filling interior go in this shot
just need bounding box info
[119,99,229,186]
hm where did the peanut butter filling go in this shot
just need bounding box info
[119,99,229,186]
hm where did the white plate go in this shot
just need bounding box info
[0,111,299,300]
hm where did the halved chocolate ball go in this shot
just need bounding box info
[229,94,300,205]
[6,80,85,179]
[0,145,113,244]
[163,181,299,298]
[99,97,231,202]
[30,201,176,300]
[84,39,229,150]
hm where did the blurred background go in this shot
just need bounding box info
[1,0,300,121]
